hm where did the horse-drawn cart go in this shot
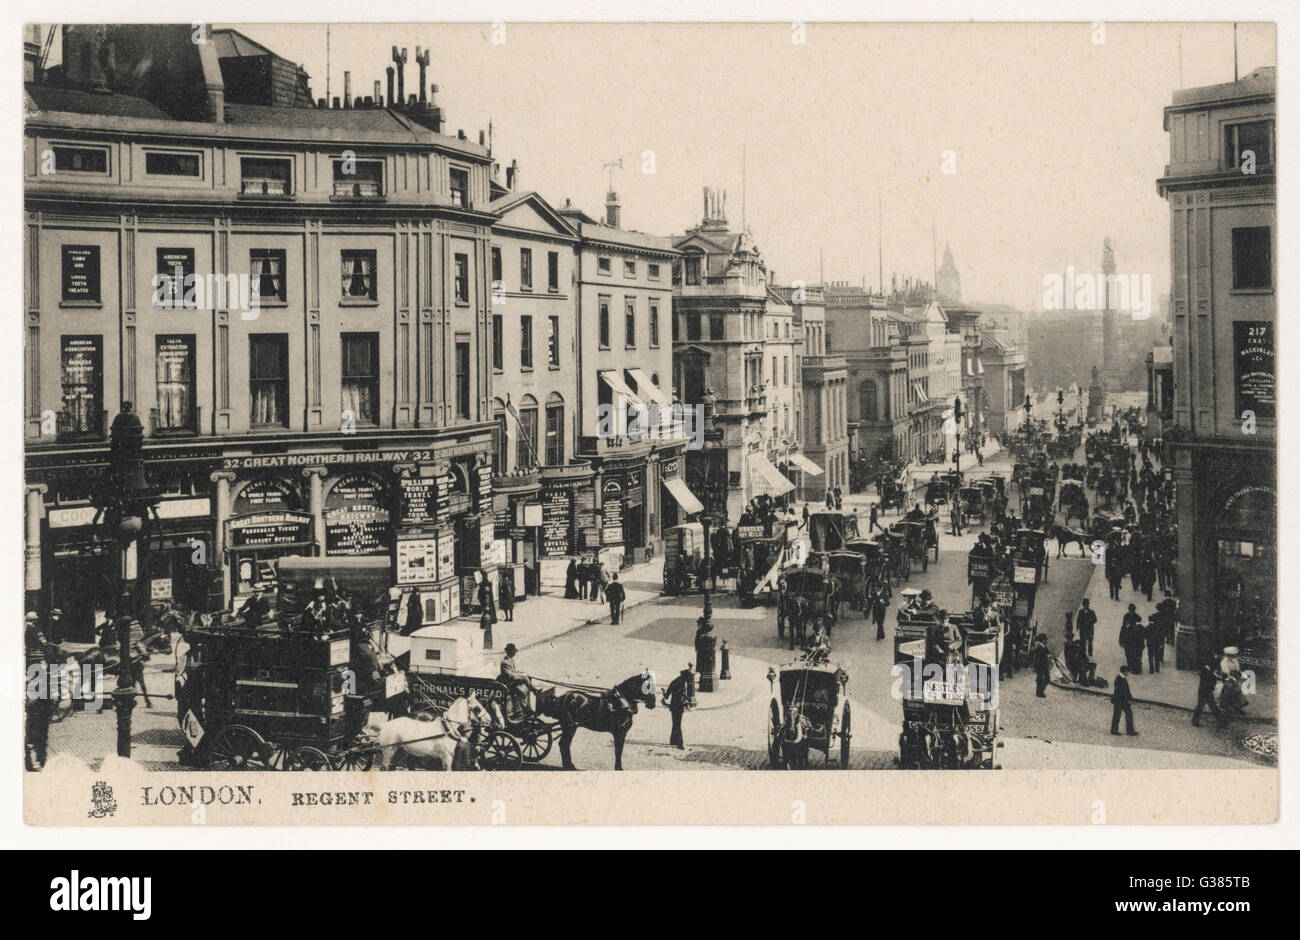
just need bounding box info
[766,659,852,769]
[777,567,836,649]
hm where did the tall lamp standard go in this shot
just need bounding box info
[1022,393,1032,430]
[95,402,160,758]
[951,396,965,476]
[1056,386,1066,438]
[695,388,719,693]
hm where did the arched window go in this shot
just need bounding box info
[859,379,878,423]
[545,392,565,466]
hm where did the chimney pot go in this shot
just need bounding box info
[332,96,341,109]
[343,72,352,108]
[479,130,485,145]
[386,67,395,108]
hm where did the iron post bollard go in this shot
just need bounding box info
[480,609,494,650]
[114,616,136,758]
[719,639,731,680]
[695,618,716,692]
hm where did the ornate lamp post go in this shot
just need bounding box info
[97,402,160,758]
[951,396,964,475]
[695,389,719,693]
[1022,393,1032,430]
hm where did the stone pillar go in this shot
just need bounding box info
[303,467,329,557]
[210,471,237,608]
[24,483,47,611]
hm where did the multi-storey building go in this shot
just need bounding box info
[1157,66,1275,671]
[672,189,795,518]
[559,194,684,564]
[761,287,809,491]
[24,25,500,633]
[794,285,849,500]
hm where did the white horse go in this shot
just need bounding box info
[368,694,491,771]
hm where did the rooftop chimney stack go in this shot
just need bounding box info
[392,46,407,110]
[386,67,394,108]
[374,80,381,106]
[343,72,351,108]
[605,190,621,228]
[416,47,430,105]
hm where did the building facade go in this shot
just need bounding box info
[794,286,848,500]
[25,26,502,633]
[1157,66,1275,672]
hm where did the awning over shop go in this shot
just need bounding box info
[748,452,796,497]
[629,369,671,406]
[662,476,704,515]
[787,452,824,476]
[599,371,645,408]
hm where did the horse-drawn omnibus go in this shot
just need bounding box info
[766,658,852,769]
[777,567,837,649]
[807,511,860,553]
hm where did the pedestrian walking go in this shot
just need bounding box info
[949,498,963,537]
[498,575,515,623]
[871,582,891,641]
[1144,615,1163,673]
[606,573,626,624]
[564,558,579,599]
[1032,634,1051,697]
[1192,658,1225,728]
[869,501,883,534]
[1119,603,1145,674]
[664,668,692,748]
[595,561,609,603]
[1110,665,1138,735]
[802,504,810,529]
[576,560,589,599]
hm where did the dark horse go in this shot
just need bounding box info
[535,674,657,771]
[1051,524,1090,558]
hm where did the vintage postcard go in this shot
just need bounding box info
[20,20,1278,826]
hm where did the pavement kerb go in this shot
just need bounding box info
[1048,676,1276,723]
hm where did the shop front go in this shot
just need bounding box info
[492,468,543,600]
[536,462,597,592]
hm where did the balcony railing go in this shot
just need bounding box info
[150,406,202,437]
[56,409,106,442]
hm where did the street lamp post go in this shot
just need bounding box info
[97,402,159,759]
[951,396,964,476]
[695,389,719,693]
[1022,393,1032,429]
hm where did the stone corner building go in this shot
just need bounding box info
[24,25,503,633]
[1156,65,1276,672]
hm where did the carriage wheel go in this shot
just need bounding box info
[767,701,784,769]
[518,722,554,763]
[289,746,333,771]
[479,731,523,771]
[840,704,852,769]
[339,747,375,772]
[206,725,270,771]
[921,551,929,572]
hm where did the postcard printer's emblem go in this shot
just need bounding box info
[88,780,118,819]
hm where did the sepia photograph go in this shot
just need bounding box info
[15,15,1282,832]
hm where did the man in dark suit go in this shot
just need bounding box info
[1076,599,1097,657]
[605,573,627,624]
[1119,604,1145,673]
[664,668,692,749]
[1192,659,1224,728]
[1032,634,1051,697]
[1110,665,1137,735]
[1144,615,1164,674]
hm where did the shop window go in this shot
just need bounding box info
[61,245,100,303]
[250,249,286,304]
[1231,227,1272,290]
[1216,538,1276,661]
[341,250,377,301]
[545,401,565,466]
[59,335,103,438]
[341,332,379,425]
[155,335,197,433]
[249,334,289,428]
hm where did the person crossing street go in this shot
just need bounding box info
[1110,665,1138,735]
[663,668,692,749]
[606,573,627,624]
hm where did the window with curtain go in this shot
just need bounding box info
[625,299,636,347]
[545,402,564,466]
[240,157,291,196]
[454,253,470,303]
[341,333,379,425]
[517,406,539,469]
[332,159,383,197]
[155,248,195,310]
[520,316,533,368]
[249,334,289,427]
[341,250,377,301]
[155,335,196,431]
[250,249,286,304]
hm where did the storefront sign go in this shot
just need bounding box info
[233,477,301,514]
[155,497,211,520]
[47,506,99,529]
[480,517,495,567]
[222,447,482,472]
[227,511,313,549]
[395,537,439,585]
[151,578,172,600]
[324,473,390,556]
[1234,321,1274,420]
[602,479,624,545]
[61,245,100,301]
[399,476,438,526]
[542,485,573,556]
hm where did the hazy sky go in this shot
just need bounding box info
[229,22,1274,310]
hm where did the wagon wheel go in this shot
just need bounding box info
[767,700,784,769]
[338,745,376,772]
[206,724,270,771]
[289,746,333,771]
[262,740,294,771]
[839,703,852,769]
[479,731,523,771]
[518,721,554,763]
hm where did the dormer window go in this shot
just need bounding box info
[685,256,701,286]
